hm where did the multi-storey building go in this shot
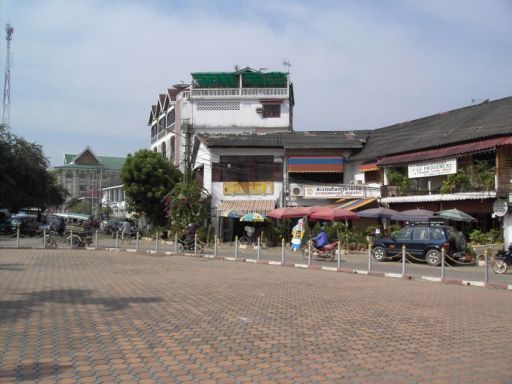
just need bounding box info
[52,146,126,214]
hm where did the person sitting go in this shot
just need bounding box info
[183,223,196,242]
[311,227,329,249]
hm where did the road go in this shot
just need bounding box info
[1,233,511,285]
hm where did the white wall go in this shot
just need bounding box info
[191,100,290,131]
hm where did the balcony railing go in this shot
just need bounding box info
[190,88,288,99]
[150,124,174,144]
[381,185,496,198]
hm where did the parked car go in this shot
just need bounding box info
[372,223,466,266]
[10,213,40,236]
[103,219,123,235]
[38,215,66,235]
[0,210,11,234]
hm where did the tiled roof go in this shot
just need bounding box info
[60,153,126,170]
[349,97,512,162]
[197,131,370,149]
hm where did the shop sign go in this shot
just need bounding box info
[408,158,457,178]
[223,181,274,196]
[493,199,508,217]
[304,185,364,199]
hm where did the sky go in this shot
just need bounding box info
[1,0,512,166]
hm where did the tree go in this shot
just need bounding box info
[164,181,210,236]
[0,127,67,211]
[121,149,181,226]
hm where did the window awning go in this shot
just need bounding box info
[379,136,512,166]
[288,156,344,173]
[334,198,377,211]
[359,162,379,172]
[216,200,276,218]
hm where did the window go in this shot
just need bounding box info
[412,227,429,241]
[262,104,280,118]
[170,136,175,163]
[166,110,175,127]
[161,142,167,159]
[220,156,275,182]
[395,227,413,241]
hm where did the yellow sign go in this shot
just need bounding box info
[223,182,274,196]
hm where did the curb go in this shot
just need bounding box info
[3,246,511,291]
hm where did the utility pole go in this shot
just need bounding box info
[182,119,193,184]
[2,24,13,128]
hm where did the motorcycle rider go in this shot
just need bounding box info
[311,226,329,250]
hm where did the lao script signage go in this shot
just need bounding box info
[304,185,365,199]
[408,158,457,179]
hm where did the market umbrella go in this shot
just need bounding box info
[309,207,357,221]
[266,207,310,220]
[434,208,477,222]
[239,212,267,222]
[356,207,398,219]
[390,208,436,222]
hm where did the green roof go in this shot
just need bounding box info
[192,71,288,89]
[61,153,126,170]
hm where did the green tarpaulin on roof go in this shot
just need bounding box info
[192,71,287,89]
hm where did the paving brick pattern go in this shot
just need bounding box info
[0,249,511,383]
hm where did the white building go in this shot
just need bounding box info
[148,67,294,238]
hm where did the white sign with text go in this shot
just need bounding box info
[304,185,365,199]
[408,158,457,179]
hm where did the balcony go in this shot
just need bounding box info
[190,87,288,99]
[150,124,175,144]
[381,184,495,198]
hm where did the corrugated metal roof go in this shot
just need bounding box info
[350,97,512,162]
[197,131,369,149]
[379,136,512,166]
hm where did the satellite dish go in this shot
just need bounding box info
[173,83,190,89]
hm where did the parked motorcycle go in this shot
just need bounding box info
[492,244,512,274]
[302,240,339,262]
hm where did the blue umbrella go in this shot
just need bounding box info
[240,212,266,222]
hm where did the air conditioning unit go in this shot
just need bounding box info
[290,184,304,197]
[256,107,263,113]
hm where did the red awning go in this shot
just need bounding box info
[379,136,512,166]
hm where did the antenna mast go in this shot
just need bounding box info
[2,23,13,128]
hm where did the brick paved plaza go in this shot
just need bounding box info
[0,249,511,384]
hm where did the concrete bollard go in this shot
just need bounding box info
[136,231,139,250]
[441,247,446,280]
[194,234,198,255]
[16,227,20,248]
[484,248,489,283]
[337,241,341,269]
[95,230,98,248]
[214,235,218,257]
[281,238,285,263]
[174,233,178,253]
[43,229,46,248]
[155,233,159,252]
[257,236,260,261]
[368,243,372,273]
[402,244,406,275]
[308,239,312,267]
[235,236,239,260]
[115,231,118,249]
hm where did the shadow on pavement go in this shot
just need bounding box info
[0,362,72,381]
[0,289,164,322]
[0,263,25,271]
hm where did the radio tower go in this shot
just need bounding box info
[2,23,13,129]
